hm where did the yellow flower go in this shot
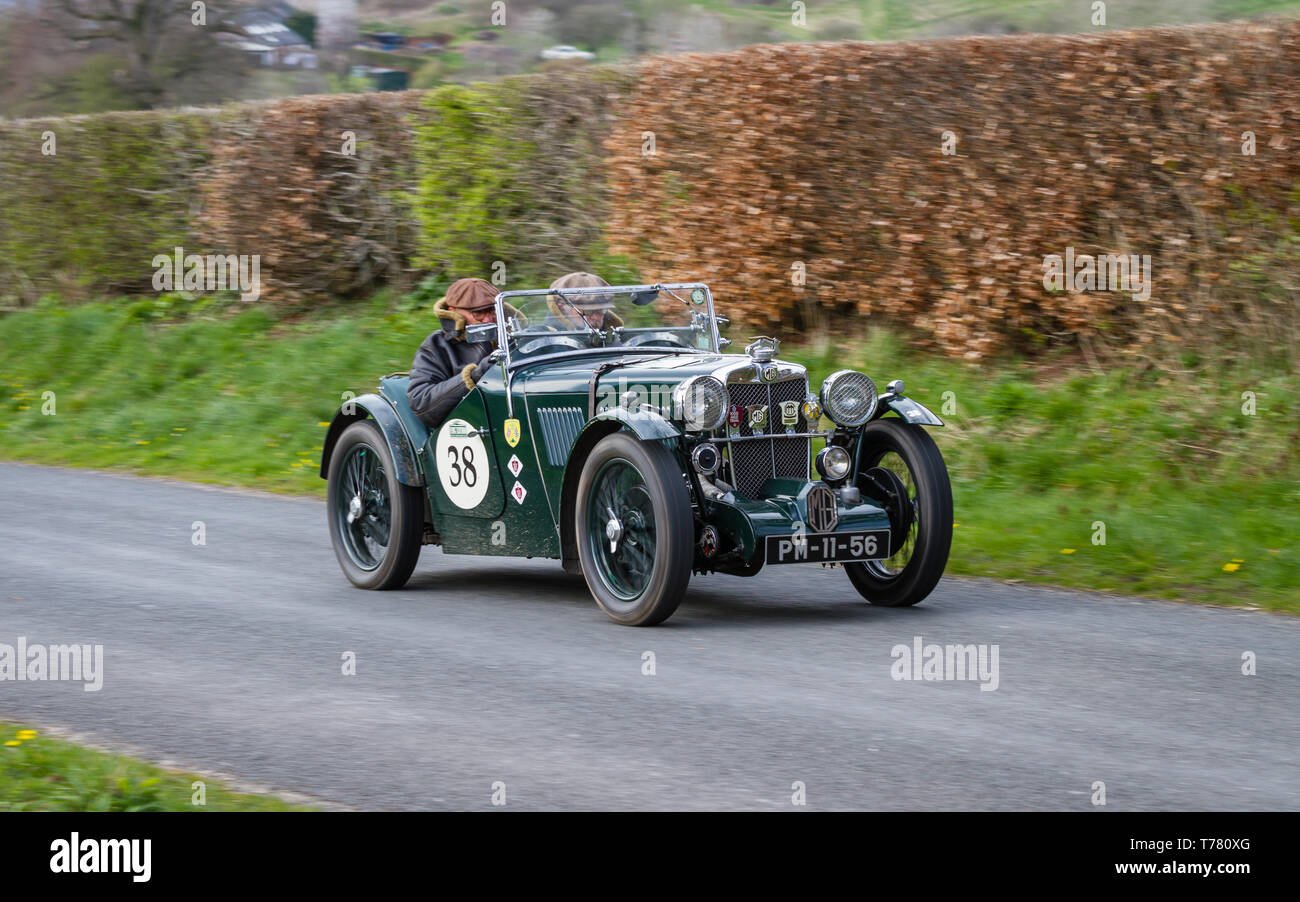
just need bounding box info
[1231,558,1244,563]
[1222,562,1240,572]
[1060,548,1076,554]
[317,421,331,428]
[4,740,20,747]
[16,730,37,740]
[137,440,151,445]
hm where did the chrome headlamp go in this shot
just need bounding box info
[819,370,878,427]
[673,376,727,432]
[815,445,852,483]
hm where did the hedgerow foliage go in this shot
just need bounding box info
[199,92,430,301]
[0,110,215,301]
[413,68,636,286]
[605,22,1300,357]
[1,22,1297,361]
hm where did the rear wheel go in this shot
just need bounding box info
[575,432,693,626]
[844,419,952,607]
[327,420,424,590]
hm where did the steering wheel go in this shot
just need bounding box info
[622,331,693,349]
[517,335,588,355]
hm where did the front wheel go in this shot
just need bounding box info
[327,420,424,590]
[844,419,952,607]
[575,432,693,626]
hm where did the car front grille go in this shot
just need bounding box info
[724,378,809,498]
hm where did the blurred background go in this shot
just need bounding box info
[3,0,1299,116]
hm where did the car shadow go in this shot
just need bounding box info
[403,557,944,628]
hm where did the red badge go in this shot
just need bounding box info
[727,405,744,428]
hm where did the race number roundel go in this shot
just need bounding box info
[435,418,490,510]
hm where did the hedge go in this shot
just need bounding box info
[1,21,1296,357]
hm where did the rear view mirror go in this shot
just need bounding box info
[631,289,660,306]
[466,322,497,343]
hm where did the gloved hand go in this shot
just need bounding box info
[462,353,499,390]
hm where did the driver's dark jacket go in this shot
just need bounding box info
[406,318,492,428]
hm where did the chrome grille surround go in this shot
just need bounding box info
[710,360,811,499]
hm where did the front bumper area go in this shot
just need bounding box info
[699,479,893,569]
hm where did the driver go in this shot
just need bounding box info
[543,272,622,333]
[406,277,500,428]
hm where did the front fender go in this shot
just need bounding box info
[319,394,424,486]
[589,405,681,441]
[556,407,682,574]
[879,396,944,427]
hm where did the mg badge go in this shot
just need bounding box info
[761,364,779,383]
[747,404,768,433]
[503,418,521,448]
[779,400,799,429]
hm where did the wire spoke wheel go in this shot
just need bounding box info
[863,450,919,579]
[326,419,424,590]
[336,442,392,570]
[575,432,693,626]
[844,419,953,608]
[587,458,658,601]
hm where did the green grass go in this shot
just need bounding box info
[1,296,1296,613]
[0,723,312,811]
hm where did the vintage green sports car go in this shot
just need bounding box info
[320,283,952,626]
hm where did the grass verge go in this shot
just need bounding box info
[1,296,1295,613]
[0,722,312,811]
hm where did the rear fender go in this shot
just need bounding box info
[319,394,424,487]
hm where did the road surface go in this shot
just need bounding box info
[1,462,1296,810]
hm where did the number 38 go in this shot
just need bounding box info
[446,443,478,487]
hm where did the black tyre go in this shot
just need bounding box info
[844,419,952,607]
[575,431,693,626]
[327,420,424,590]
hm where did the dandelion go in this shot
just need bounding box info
[4,740,20,747]
[16,730,36,740]
[1060,548,1076,554]
[1222,562,1240,572]
[317,422,331,428]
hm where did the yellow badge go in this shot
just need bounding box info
[504,418,521,448]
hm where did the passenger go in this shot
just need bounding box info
[544,272,622,333]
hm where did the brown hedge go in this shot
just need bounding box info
[605,22,1300,357]
[199,92,431,301]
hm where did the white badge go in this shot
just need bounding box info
[435,418,490,510]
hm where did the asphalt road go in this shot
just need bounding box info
[1,462,1296,810]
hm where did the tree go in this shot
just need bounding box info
[47,0,242,109]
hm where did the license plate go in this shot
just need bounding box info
[766,530,891,564]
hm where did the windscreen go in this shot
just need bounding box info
[502,286,716,360]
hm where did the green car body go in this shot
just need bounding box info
[321,283,952,625]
